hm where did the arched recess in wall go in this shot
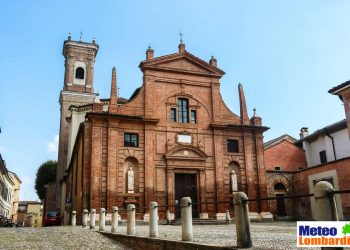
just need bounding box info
[228,161,241,192]
[75,67,84,79]
[73,61,86,85]
[274,182,286,192]
[274,182,288,216]
[272,176,291,194]
[124,157,139,193]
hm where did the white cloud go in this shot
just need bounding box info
[48,135,59,154]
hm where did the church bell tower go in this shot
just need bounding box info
[56,34,99,212]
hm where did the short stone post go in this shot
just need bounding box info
[127,204,136,235]
[82,209,88,228]
[149,201,159,237]
[111,206,119,233]
[225,210,231,224]
[90,209,96,229]
[27,214,34,227]
[181,197,193,241]
[71,211,76,226]
[99,208,106,231]
[234,192,252,248]
[314,181,339,221]
[166,209,171,224]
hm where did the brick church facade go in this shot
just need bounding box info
[57,36,271,223]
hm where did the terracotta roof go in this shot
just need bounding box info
[295,119,347,144]
[19,201,41,205]
[99,97,128,104]
[264,134,297,149]
[328,80,350,94]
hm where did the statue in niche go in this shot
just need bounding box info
[127,165,134,193]
[230,170,238,192]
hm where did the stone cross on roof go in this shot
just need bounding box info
[179,30,183,43]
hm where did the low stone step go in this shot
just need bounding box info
[169,219,231,225]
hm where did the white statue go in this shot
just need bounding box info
[230,170,238,192]
[127,165,134,193]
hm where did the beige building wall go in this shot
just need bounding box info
[26,203,43,227]
[8,172,21,223]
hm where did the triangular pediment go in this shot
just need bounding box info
[159,58,210,74]
[165,145,207,161]
[139,51,225,77]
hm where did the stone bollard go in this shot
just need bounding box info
[127,204,136,235]
[225,210,231,224]
[90,209,96,229]
[149,201,159,237]
[111,206,119,233]
[166,209,171,224]
[234,192,252,248]
[99,208,106,231]
[82,209,88,228]
[314,181,339,221]
[71,211,76,226]
[181,197,193,241]
[28,215,34,227]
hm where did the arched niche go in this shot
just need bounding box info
[124,157,139,193]
[228,161,241,192]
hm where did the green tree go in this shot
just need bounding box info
[34,160,57,200]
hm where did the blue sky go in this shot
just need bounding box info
[0,1,349,200]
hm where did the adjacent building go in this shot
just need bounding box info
[329,80,350,137]
[264,80,350,220]
[294,120,350,220]
[297,120,350,167]
[56,36,272,224]
[8,171,21,223]
[264,134,306,218]
[17,201,43,227]
[0,154,21,222]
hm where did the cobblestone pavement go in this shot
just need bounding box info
[0,226,128,250]
[104,221,298,249]
[0,222,303,250]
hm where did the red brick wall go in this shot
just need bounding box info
[64,48,269,220]
[294,158,350,220]
[264,140,306,171]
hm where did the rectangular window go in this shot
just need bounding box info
[178,98,188,123]
[275,166,281,171]
[124,133,138,147]
[227,139,239,153]
[170,108,176,122]
[319,150,327,164]
[190,110,196,123]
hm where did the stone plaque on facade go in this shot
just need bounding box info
[178,134,191,144]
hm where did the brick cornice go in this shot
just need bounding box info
[210,123,269,132]
[86,112,159,124]
[139,51,225,77]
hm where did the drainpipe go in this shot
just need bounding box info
[324,128,336,161]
